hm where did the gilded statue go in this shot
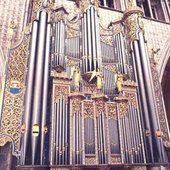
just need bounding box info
[89,69,102,90]
[71,66,80,88]
[115,72,123,93]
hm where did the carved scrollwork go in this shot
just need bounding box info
[0,34,29,152]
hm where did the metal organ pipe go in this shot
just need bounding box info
[91,7,97,71]
[40,22,51,165]
[21,20,38,165]
[31,11,47,165]
[82,7,102,74]
[138,32,165,162]
[133,40,154,162]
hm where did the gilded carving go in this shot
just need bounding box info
[84,101,94,119]
[76,0,99,13]
[95,98,105,117]
[102,63,116,73]
[71,97,82,115]
[54,85,69,103]
[107,103,117,120]
[150,58,168,139]
[110,155,121,164]
[0,34,29,152]
[67,27,79,39]
[124,92,137,109]
[66,57,80,66]
[118,102,128,118]
[123,0,144,43]
[85,156,97,164]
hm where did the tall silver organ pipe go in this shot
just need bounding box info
[40,23,51,165]
[138,32,166,162]
[81,6,102,74]
[132,40,154,162]
[31,11,48,165]
[21,20,38,165]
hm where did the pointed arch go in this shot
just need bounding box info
[158,37,170,82]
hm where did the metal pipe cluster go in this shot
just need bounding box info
[97,112,108,164]
[53,96,69,165]
[52,11,66,70]
[132,31,168,162]
[72,111,83,164]
[84,117,95,154]
[21,9,51,165]
[81,6,102,74]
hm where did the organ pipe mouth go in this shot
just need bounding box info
[164,141,170,148]
[32,124,39,137]
[44,125,48,134]
[21,124,26,134]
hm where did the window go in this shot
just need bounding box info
[99,0,121,10]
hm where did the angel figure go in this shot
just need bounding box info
[71,66,80,88]
[115,72,123,93]
[89,69,102,90]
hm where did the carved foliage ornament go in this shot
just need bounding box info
[76,0,99,13]
[54,85,69,103]
[95,98,105,117]
[150,58,168,139]
[0,34,29,152]
[123,13,144,43]
[118,102,128,118]
[84,101,94,119]
[107,103,117,120]
[124,92,137,109]
[71,97,82,115]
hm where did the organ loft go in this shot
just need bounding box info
[1,0,170,170]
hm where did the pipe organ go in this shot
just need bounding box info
[1,0,170,169]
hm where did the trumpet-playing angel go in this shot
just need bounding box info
[89,69,102,90]
[71,66,80,88]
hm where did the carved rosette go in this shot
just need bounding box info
[0,34,30,152]
[107,103,117,121]
[84,101,94,119]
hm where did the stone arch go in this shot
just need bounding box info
[158,37,170,82]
